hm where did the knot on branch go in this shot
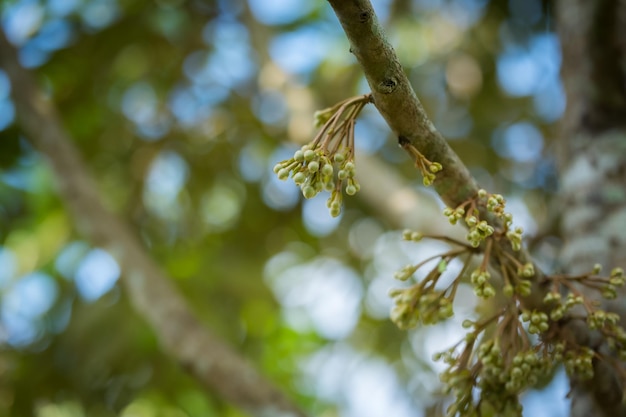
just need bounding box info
[378,77,397,94]
[358,10,371,23]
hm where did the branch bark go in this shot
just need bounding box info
[326,0,546,309]
[0,32,308,417]
[326,0,478,210]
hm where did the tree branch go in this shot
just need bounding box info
[326,0,547,306]
[0,32,308,417]
[326,0,478,209]
[556,1,626,415]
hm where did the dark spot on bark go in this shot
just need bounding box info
[359,10,370,23]
[398,136,410,146]
[379,77,397,94]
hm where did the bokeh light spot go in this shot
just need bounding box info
[74,248,120,302]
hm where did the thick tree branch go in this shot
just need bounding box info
[326,0,548,308]
[326,0,478,209]
[0,33,307,417]
[556,1,626,416]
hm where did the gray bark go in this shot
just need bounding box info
[556,0,626,415]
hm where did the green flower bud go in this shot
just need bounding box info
[302,185,316,199]
[293,172,306,184]
[321,163,333,176]
[278,168,290,180]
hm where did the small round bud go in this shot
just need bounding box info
[333,153,345,163]
[346,184,357,195]
[293,172,306,184]
[304,150,316,161]
[294,150,304,162]
[307,161,320,173]
[503,284,514,297]
[278,168,289,180]
[321,163,333,176]
[302,185,316,199]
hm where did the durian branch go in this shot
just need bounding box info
[326,0,546,305]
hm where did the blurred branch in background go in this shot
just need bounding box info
[0,32,308,417]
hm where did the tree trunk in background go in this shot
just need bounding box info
[556,1,626,415]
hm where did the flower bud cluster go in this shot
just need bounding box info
[444,190,510,249]
[542,291,582,321]
[401,142,443,186]
[401,229,423,242]
[478,343,553,401]
[563,347,594,380]
[521,310,549,334]
[506,227,524,251]
[394,264,417,281]
[544,265,626,328]
[422,161,443,186]
[439,364,475,417]
[607,326,626,360]
[514,279,532,297]
[602,267,625,299]
[485,192,506,214]
[517,262,535,278]
[470,269,495,298]
[389,286,454,329]
[438,338,555,417]
[443,207,465,225]
[586,310,620,330]
[465,220,494,248]
[273,146,360,217]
